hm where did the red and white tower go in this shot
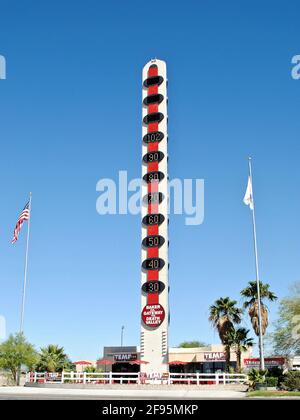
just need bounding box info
[140,59,169,375]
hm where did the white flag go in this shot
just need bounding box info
[243,177,254,210]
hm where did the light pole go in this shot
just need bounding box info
[121,325,125,347]
[248,158,265,371]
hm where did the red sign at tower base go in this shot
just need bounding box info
[142,304,165,328]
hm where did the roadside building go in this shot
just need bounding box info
[97,344,253,373]
[169,345,252,373]
[291,356,300,371]
[70,350,299,374]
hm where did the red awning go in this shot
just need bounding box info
[97,359,114,365]
[73,361,92,365]
[168,360,188,365]
[129,360,149,365]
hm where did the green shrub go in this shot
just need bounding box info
[266,367,284,380]
[283,371,300,391]
[228,366,235,374]
[264,377,278,387]
[248,368,267,383]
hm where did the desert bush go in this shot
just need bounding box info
[282,371,300,391]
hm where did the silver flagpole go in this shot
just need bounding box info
[248,158,265,370]
[20,192,32,335]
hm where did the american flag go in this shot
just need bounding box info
[12,201,30,244]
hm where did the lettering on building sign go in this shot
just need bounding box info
[204,352,226,362]
[113,353,137,362]
[244,358,285,367]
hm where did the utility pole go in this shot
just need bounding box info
[121,325,125,347]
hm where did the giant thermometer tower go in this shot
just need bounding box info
[140,59,169,375]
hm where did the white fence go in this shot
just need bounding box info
[26,371,248,386]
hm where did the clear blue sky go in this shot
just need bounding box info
[1,0,300,360]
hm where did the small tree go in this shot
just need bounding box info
[85,365,103,373]
[271,282,300,356]
[178,341,207,348]
[0,333,37,385]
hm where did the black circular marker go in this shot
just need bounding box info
[143,94,164,106]
[143,112,164,125]
[142,214,165,226]
[143,171,165,183]
[142,281,165,294]
[142,235,165,248]
[143,192,164,205]
[142,258,165,271]
[143,151,164,163]
[143,131,164,144]
[143,75,164,87]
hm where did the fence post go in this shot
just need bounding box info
[34,372,37,383]
[196,373,199,386]
[109,371,112,385]
[61,371,64,384]
[215,373,219,385]
[83,372,86,385]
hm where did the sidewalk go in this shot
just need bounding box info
[0,386,246,400]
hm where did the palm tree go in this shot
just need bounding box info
[247,368,267,389]
[209,297,243,371]
[224,328,254,372]
[241,281,277,337]
[36,345,71,372]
